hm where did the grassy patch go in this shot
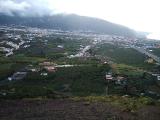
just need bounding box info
[72,95,156,111]
[94,43,154,69]
[111,64,144,77]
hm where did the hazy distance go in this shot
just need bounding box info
[0,0,160,39]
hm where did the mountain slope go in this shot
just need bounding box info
[0,14,135,37]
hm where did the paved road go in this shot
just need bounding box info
[132,46,160,63]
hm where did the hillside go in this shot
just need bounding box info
[0,14,135,37]
[0,24,160,120]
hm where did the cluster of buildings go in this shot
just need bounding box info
[6,59,80,82]
[0,29,30,57]
[105,72,127,86]
[8,72,27,81]
[7,61,57,81]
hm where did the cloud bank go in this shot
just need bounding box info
[0,0,54,16]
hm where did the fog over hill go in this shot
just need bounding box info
[0,14,136,37]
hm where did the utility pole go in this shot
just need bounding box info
[105,72,113,95]
[106,80,109,95]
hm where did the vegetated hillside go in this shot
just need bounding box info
[94,43,154,69]
[149,48,160,57]
[0,64,110,98]
[0,14,135,37]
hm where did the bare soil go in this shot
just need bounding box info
[0,99,160,120]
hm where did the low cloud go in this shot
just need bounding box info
[0,0,55,16]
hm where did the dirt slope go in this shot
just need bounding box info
[0,99,160,120]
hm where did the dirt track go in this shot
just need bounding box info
[0,99,160,120]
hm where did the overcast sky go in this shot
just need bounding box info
[0,0,160,38]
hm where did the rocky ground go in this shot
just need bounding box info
[0,99,160,120]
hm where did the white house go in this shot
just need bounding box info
[157,76,160,81]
